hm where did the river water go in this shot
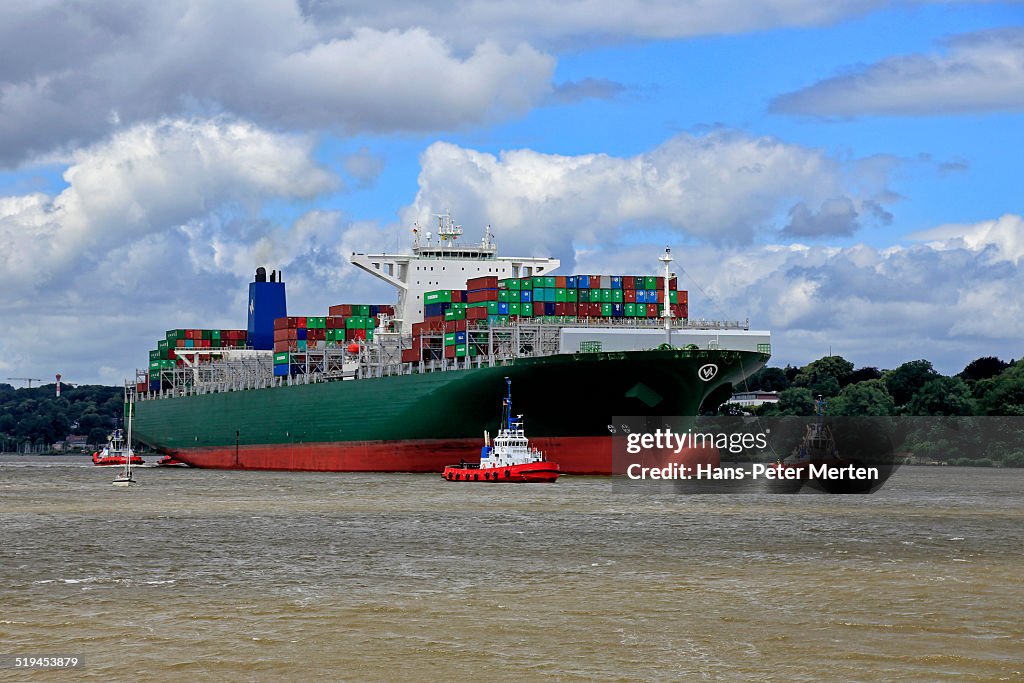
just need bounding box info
[1,457,1021,681]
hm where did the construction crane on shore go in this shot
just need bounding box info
[6,377,42,388]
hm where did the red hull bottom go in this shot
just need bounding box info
[163,436,719,475]
[442,460,560,482]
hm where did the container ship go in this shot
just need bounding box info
[131,212,771,474]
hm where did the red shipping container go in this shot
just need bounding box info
[565,302,577,315]
[554,302,566,316]
[445,345,456,359]
[669,277,677,290]
[297,317,307,329]
[444,319,467,332]
[273,317,287,330]
[380,305,395,316]
[590,276,602,289]
[656,277,665,289]
[466,289,498,303]
[554,276,567,288]
[646,304,658,318]
[466,307,488,320]
[679,290,688,304]
[353,329,366,340]
[533,301,545,316]
[623,276,636,290]
[401,349,421,363]
[624,289,636,303]
[167,349,176,360]
[656,290,665,303]
[136,382,147,393]
[328,304,352,317]
[176,339,185,348]
[466,276,498,290]
[411,322,427,337]
[200,339,211,348]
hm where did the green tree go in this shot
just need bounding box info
[906,376,973,416]
[959,356,1010,382]
[740,366,790,392]
[974,360,1024,416]
[772,387,816,416]
[792,356,854,397]
[883,360,940,408]
[830,380,895,416]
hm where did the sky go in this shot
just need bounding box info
[0,0,1022,385]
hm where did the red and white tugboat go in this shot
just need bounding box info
[92,428,144,467]
[443,378,560,483]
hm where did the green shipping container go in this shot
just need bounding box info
[274,352,289,365]
[444,333,457,346]
[149,360,161,372]
[509,302,521,315]
[149,349,160,361]
[578,289,590,303]
[601,289,613,303]
[160,359,175,370]
[625,303,637,317]
[611,289,624,303]
[201,329,212,340]
[520,305,533,317]
[601,303,613,316]
[346,317,363,329]
[544,276,556,287]
[357,305,371,317]
[455,344,468,358]
[211,329,221,339]
[424,290,453,304]
[157,339,169,352]
[644,276,658,289]
[165,329,184,342]
[502,278,520,291]
[531,276,545,288]
[670,291,678,304]
[555,288,568,303]
[498,290,511,303]
[519,278,533,290]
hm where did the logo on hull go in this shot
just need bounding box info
[697,364,718,382]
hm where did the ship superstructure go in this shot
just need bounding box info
[350,210,560,332]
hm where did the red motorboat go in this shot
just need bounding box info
[156,455,189,467]
[443,378,560,483]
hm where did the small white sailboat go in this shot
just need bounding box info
[112,386,139,487]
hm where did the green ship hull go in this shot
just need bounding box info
[132,348,768,474]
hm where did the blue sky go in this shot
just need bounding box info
[0,0,1022,384]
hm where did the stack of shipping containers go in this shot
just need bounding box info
[142,328,248,392]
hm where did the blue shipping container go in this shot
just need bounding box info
[611,276,622,289]
[424,302,452,318]
[273,364,289,377]
[149,380,161,392]
[612,303,625,317]
[297,328,307,340]
[544,302,556,316]
[455,331,467,343]
[566,276,577,289]
[647,290,658,301]
[498,302,509,315]
[636,290,647,303]
[520,290,533,303]
[578,275,590,288]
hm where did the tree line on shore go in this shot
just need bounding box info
[0,384,125,453]
[720,355,1024,467]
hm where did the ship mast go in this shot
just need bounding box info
[659,247,674,347]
